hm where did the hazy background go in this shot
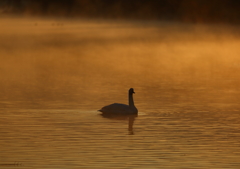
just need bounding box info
[1,0,240,24]
[0,0,240,111]
[0,16,240,111]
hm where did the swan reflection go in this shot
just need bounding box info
[98,88,138,135]
[101,114,137,135]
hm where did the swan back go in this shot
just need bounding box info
[99,103,137,114]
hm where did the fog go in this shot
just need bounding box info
[1,17,240,109]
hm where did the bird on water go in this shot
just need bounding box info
[98,88,138,115]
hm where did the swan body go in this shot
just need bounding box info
[99,88,138,115]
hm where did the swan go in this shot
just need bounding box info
[98,88,138,115]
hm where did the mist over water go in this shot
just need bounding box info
[1,17,240,110]
[0,17,240,168]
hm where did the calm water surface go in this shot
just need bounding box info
[0,17,240,169]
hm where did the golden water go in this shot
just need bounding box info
[0,17,240,169]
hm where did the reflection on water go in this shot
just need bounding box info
[101,114,137,135]
[0,17,240,168]
[1,109,239,169]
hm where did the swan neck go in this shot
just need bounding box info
[129,93,134,107]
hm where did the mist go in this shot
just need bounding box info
[0,17,240,109]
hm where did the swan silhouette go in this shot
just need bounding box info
[99,88,138,115]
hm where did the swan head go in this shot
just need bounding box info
[129,88,135,94]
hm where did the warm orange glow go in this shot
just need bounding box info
[1,17,240,91]
[0,17,240,169]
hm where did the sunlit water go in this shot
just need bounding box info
[0,17,240,169]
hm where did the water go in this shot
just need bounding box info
[0,17,240,169]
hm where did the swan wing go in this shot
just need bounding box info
[99,103,131,114]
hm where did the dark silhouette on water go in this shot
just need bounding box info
[98,88,138,115]
[99,88,138,135]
